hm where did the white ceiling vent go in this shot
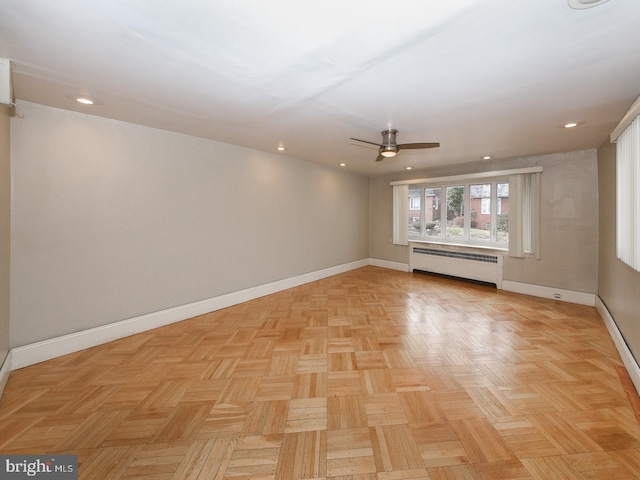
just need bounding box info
[568,0,611,9]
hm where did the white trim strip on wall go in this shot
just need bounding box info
[11,259,369,370]
[7,260,620,377]
[369,258,410,272]
[0,351,11,398]
[502,280,595,306]
[596,296,640,395]
[399,258,595,306]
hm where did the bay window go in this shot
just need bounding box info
[407,180,508,247]
[392,167,541,256]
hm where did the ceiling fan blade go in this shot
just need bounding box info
[397,142,440,150]
[375,154,385,162]
[350,137,383,147]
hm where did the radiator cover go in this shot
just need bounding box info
[409,245,504,288]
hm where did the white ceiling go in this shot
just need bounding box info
[1,0,640,176]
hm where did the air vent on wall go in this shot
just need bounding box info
[409,246,504,288]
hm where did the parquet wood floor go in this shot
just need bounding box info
[2,266,640,479]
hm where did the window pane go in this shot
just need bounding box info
[424,188,442,236]
[497,182,509,244]
[470,184,491,242]
[481,198,490,215]
[408,188,421,236]
[446,186,464,239]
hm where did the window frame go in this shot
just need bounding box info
[391,166,542,253]
[407,176,509,249]
[481,197,491,215]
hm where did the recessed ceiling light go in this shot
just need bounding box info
[559,121,585,129]
[66,94,101,105]
[482,155,492,160]
[339,163,346,167]
[276,146,286,151]
[405,166,413,170]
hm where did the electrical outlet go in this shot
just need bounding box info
[554,293,561,299]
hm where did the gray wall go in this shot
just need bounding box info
[0,105,10,367]
[369,150,599,294]
[10,101,370,347]
[598,140,640,362]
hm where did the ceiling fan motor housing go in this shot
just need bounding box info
[381,129,398,146]
[380,129,399,156]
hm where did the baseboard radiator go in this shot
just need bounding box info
[409,246,504,288]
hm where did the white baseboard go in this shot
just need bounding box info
[369,258,409,272]
[10,259,369,370]
[502,280,596,306]
[596,296,640,395]
[7,259,605,373]
[0,351,11,397]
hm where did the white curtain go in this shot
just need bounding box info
[392,184,409,246]
[508,172,541,259]
[616,114,640,270]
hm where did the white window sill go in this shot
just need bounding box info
[408,238,508,255]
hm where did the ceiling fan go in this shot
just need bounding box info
[350,129,439,162]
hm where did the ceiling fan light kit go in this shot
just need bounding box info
[350,129,439,162]
[380,148,398,158]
